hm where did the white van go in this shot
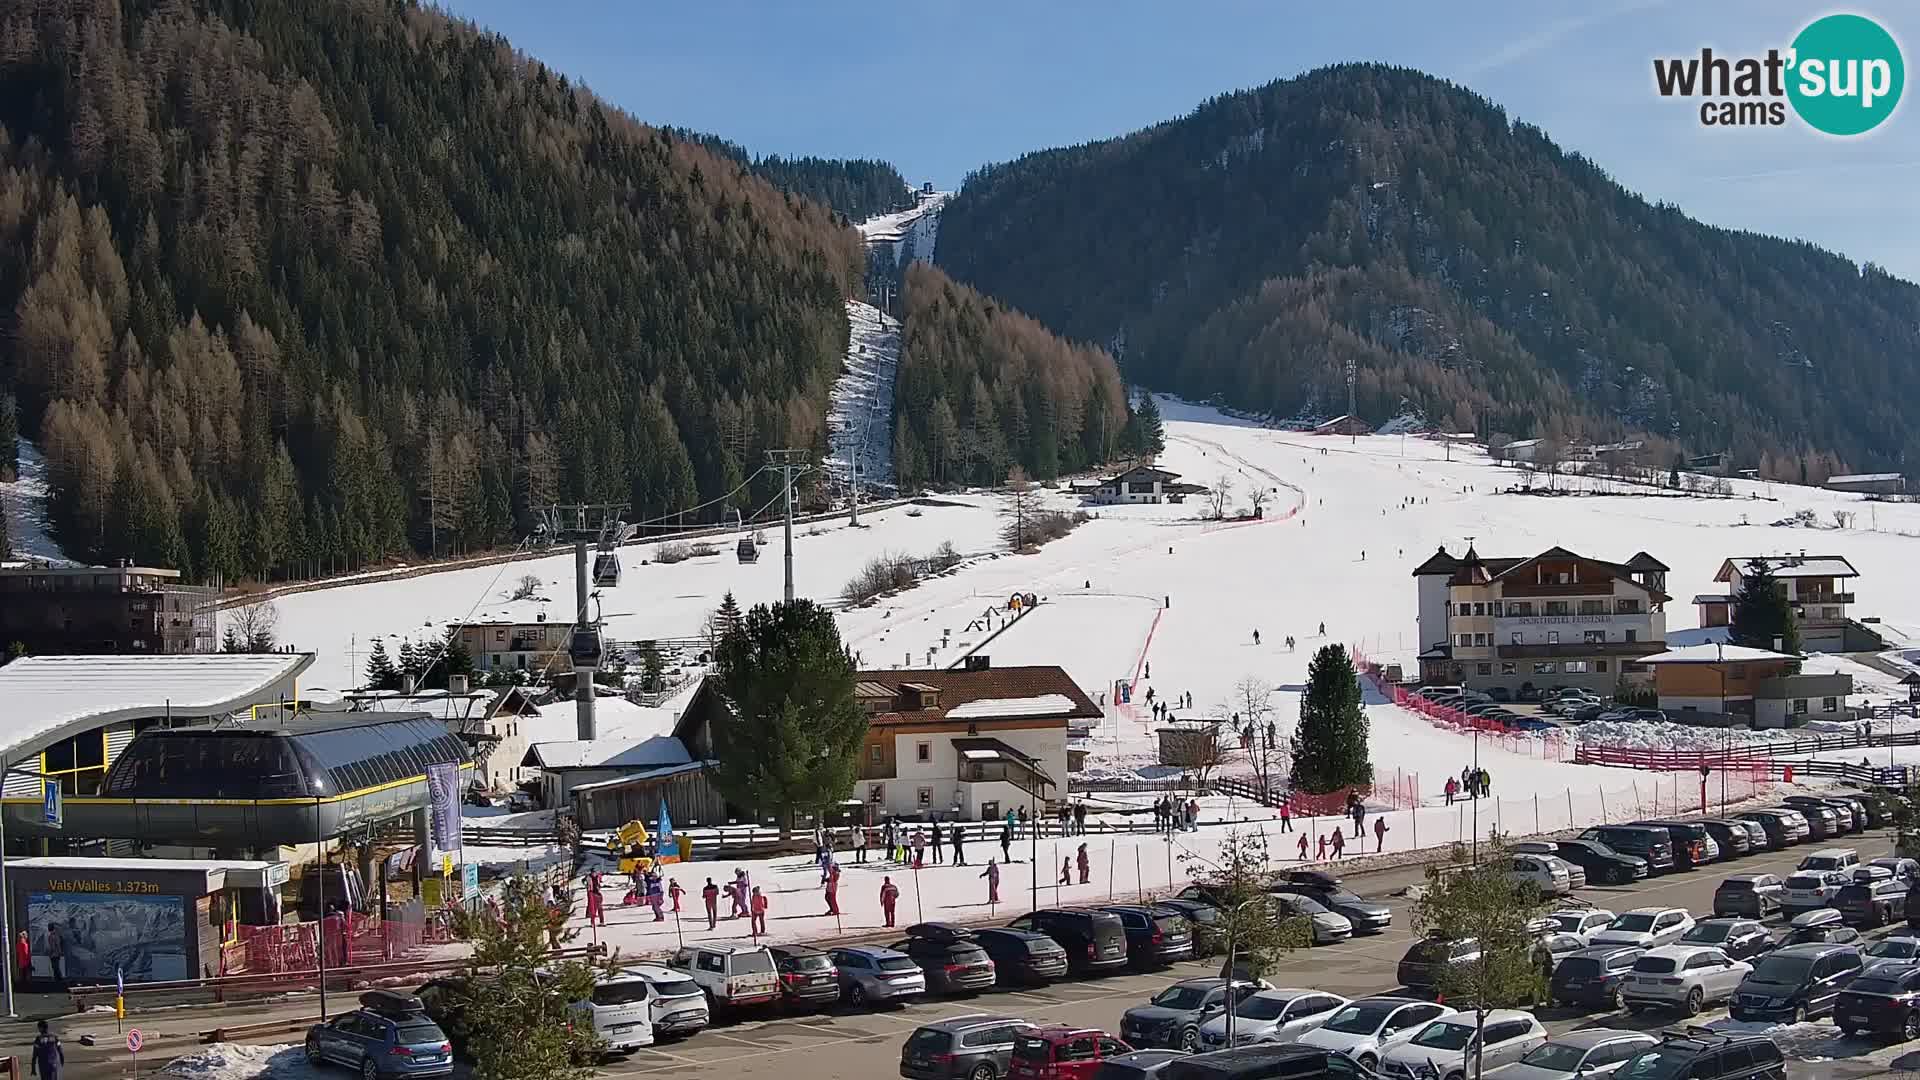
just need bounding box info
[627,963,710,1037]
[571,969,656,1052]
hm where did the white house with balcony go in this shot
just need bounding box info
[1077,464,1209,505]
[1414,545,1669,693]
[851,660,1099,821]
[1696,554,1869,653]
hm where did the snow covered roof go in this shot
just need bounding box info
[521,735,693,771]
[1637,644,1799,664]
[945,694,1078,721]
[1827,473,1903,484]
[565,760,708,792]
[1717,556,1859,580]
[0,652,313,759]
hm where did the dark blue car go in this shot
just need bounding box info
[305,992,453,1079]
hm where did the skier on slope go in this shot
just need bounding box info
[1253,629,1261,645]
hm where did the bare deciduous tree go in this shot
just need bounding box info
[1206,472,1235,520]
[511,573,542,601]
[1160,720,1233,789]
[1002,466,1038,552]
[1232,677,1286,795]
[1247,486,1271,517]
[223,599,280,652]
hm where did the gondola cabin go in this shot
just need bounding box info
[736,536,759,563]
[592,551,621,587]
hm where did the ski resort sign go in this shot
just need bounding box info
[1653,13,1903,135]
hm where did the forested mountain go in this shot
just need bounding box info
[937,64,1920,479]
[0,0,866,582]
[665,128,912,224]
[892,261,1131,490]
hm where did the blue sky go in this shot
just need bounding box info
[440,1,1919,280]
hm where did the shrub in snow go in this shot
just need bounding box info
[654,540,691,564]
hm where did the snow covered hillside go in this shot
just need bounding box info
[279,397,1920,795]
[1,437,73,565]
[860,190,947,264]
[825,300,899,489]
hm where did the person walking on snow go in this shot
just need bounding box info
[911,828,926,869]
[1059,858,1072,885]
[855,822,869,864]
[1074,802,1087,836]
[1443,776,1457,806]
[731,869,751,918]
[1351,800,1365,838]
[999,821,1014,863]
[749,886,768,937]
[1297,832,1310,861]
[1331,827,1346,859]
[1318,622,1326,636]
[931,819,944,863]
[981,859,1002,905]
[1253,629,1261,645]
[1373,817,1389,853]
[1280,801,1293,832]
[702,878,720,930]
[1077,843,1091,884]
[824,861,842,916]
[1315,834,1328,860]
[952,821,968,866]
[880,877,900,927]
[585,874,604,926]
[668,877,684,913]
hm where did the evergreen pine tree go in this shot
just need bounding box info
[1729,558,1801,655]
[1290,644,1373,793]
[423,632,476,690]
[0,392,17,480]
[397,639,424,688]
[637,641,665,692]
[364,640,401,691]
[711,599,867,833]
[1133,393,1166,456]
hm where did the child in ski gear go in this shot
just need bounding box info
[880,877,900,927]
[749,886,767,936]
[981,859,1001,904]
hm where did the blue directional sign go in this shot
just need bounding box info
[43,779,62,829]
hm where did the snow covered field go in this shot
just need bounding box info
[825,300,899,489]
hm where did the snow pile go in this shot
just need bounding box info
[826,300,899,489]
[0,437,73,565]
[947,694,1078,720]
[160,1043,317,1080]
[1577,720,1781,751]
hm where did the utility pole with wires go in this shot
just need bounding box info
[1344,358,1357,446]
[766,450,812,604]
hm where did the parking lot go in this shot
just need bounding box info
[590,826,1920,1080]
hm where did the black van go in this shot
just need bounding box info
[1634,821,1716,868]
[1005,908,1130,974]
[1730,942,1864,1022]
[1580,825,1675,873]
[1159,1044,1350,1080]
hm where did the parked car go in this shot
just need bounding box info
[973,927,1070,986]
[1153,899,1223,953]
[1548,946,1644,1010]
[1871,857,1920,884]
[304,992,454,1079]
[1782,907,1862,947]
[1506,853,1574,896]
[1398,937,1480,994]
[669,942,781,1009]
[626,964,709,1040]
[1158,1046,1356,1080]
[1482,1028,1658,1079]
[1722,817,1773,852]
[1798,847,1863,875]
[1005,909,1131,974]
[1565,702,1610,723]
[1784,802,1844,840]
[1779,869,1852,915]
[1611,1029,1787,1080]
[1580,825,1675,874]
[1266,882,1394,933]
[1697,819,1754,859]
[1008,1027,1133,1080]
[1265,892,1353,945]
[890,924,998,995]
[1541,839,1648,885]
[829,944,927,1006]
[1378,1011,1548,1080]
[1731,941,1864,1022]
[568,969,659,1053]
[1633,821,1718,868]
[1195,989,1346,1050]
[1679,918,1774,964]
[1835,879,1911,928]
[900,1015,1035,1080]
[1734,808,1809,847]
[1591,907,1695,949]
[1785,795,1865,833]
[1545,907,1616,944]
[1835,960,1920,1041]
[1622,945,1752,1016]
[1292,996,1454,1074]
[1714,874,1786,919]
[1090,1050,1186,1080]
[1866,936,1920,963]
[1099,905,1196,968]
[767,944,843,1009]
[1120,979,1262,1053]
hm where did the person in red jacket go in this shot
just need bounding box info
[701,878,720,930]
[15,929,30,985]
[749,886,768,937]
[824,861,842,916]
[879,877,900,927]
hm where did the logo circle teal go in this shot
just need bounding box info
[1787,14,1904,136]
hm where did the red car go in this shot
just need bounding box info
[1007,1026,1132,1080]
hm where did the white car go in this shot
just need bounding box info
[1546,907,1616,944]
[1293,996,1455,1074]
[1268,893,1354,945]
[1590,907,1694,949]
[1779,869,1851,914]
[1620,945,1752,1016]
[1380,1010,1548,1080]
[1196,988,1347,1049]
[1484,1028,1659,1079]
[1507,854,1572,897]
[627,963,710,1038]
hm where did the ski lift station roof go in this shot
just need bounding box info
[0,652,314,765]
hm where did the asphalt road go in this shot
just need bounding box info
[45,827,1920,1079]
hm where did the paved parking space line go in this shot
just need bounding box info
[628,1046,700,1065]
[703,1030,778,1048]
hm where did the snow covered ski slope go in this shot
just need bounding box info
[825,300,899,489]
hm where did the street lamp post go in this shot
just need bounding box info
[1223,897,1263,1048]
[314,791,329,1019]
